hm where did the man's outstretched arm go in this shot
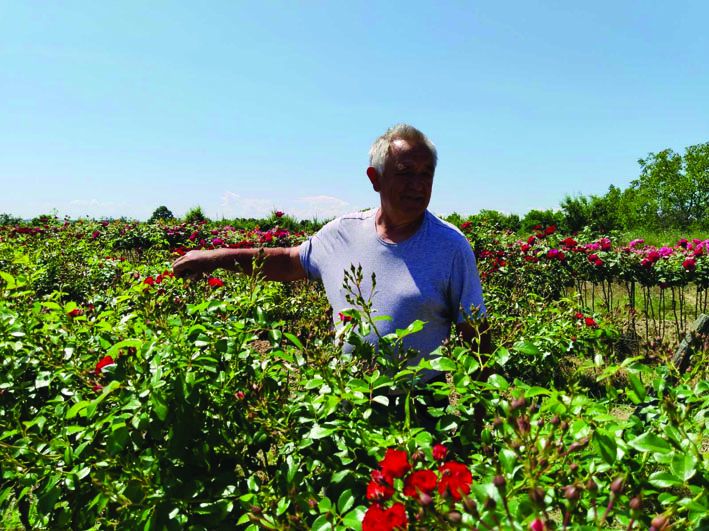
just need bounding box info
[172,247,306,282]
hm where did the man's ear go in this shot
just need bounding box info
[366,166,381,192]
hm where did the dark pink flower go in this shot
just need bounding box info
[682,257,696,270]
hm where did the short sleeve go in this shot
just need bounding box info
[449,243,487,322]
[298,237,321,280]
[298,218,340,281]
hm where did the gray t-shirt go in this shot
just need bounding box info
[298,209,486,371]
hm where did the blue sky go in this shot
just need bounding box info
[2,1,707,220]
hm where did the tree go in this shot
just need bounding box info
[634,143,709,229]
[560,195,591,233]
[520,209,563,233]
[184,206,208,224]
[148,206,174,223]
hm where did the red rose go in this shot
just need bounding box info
[379,449,411,479]
[584,317,598,328]
[432,443,448,461]
[438,461,472,501]
[95,355,115,375]
[362,502,408,531]
[67,308,83,318]
[338,312,353,323]
[403,469,437,498]
[366,478,394,502]
[574,312,584,320]
[682,257,696,271]
[208,277,224,288]
[143,276,155,286]
[530,518,545,531]
[275,211,285,218]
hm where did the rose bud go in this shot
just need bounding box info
[530,487,545,505]
[516,416,531,435]
[493,475,506,489]
[563,485,579,501]
[463,495,478,515]
[411,449,425,463]
[651,515,668,530]
[419,492,433,506]
[493,416,504,429]
[447,511,462,523]
[610,477,624,494]
[559,420,569,432]
[569,463,579,473]
[550,415,560,426]
[510,396,527,411]
[484,497,497,510]
[629,496,641,511]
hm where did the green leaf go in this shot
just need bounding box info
[337,489,354,514]
[627,373,647,402]
[671,453,697,481]
[151,393,169,421]
[309,424,335,440]
[487,374,509,390]
[276,498,290,516]
[284,332,304,350]
[594,430,617,465]
[311,514,331,531]
[627,432,672,454]
[66,401,91,419]
[372,395,389,406]
[318,496,332,513]
[342,506,366,530]
[514,340,540,355]
[396,320,425,338]
[499,448,516,473]
[107,424,130,454]
[648,471,683,488]
[429,356,456,372]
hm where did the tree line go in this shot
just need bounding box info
[449,141,708,234]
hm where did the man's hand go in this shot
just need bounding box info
[172,247,307,283]
[172,250,219,280]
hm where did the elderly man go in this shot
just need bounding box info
[173,124,489,373]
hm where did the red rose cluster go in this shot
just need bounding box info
[362,445,473,531]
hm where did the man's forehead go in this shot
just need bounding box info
[389,139,434,164]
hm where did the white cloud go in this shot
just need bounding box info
[291,195,352,220]
[219,191,353,220]
[219,192,275,219]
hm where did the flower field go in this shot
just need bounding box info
[0,215,707,530]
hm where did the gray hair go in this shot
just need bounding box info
[368,123,438,176]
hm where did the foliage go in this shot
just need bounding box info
[520,209,564,234]
[559,142,709,234]
[0,216,707,530]
[184,206,208,224]
[148,206,175,223]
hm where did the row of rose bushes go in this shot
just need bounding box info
[1,221,707,529]
[2,217,706,290]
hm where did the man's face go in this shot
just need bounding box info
[368,139,435,220]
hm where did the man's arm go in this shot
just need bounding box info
[172,247,306,282]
